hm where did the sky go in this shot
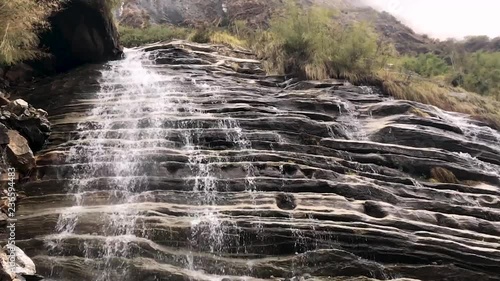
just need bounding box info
[362,0,500,39]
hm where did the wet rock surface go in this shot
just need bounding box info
[3,41,500,281]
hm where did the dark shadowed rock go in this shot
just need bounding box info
[276,193,297,210]
[0,124,8,145]
[38,0,123,73]
[1,99,50,152]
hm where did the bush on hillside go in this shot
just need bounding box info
[330,22,393,81]
[458,52,500,100]
[400,53,449,78]
[395,50,500,100]
[187,28,211,44]
[245,0,393,81]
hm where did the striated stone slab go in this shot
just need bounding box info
[3,41,500,281]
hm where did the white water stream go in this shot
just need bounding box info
[48,50,256,280]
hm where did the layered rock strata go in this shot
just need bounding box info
[2,41,499,281]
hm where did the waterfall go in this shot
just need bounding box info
[17,42,500,281]
[48,49,257,280]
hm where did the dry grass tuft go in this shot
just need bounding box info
[408,107,431,118]
[379,71,500,129]
[0,0,61,65]
[430,167,459,184]
[209,31,246,48]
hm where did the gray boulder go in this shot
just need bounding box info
[5,130,36,174]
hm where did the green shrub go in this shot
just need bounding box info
[243,0,392,81]
[250,1,336,78]
[187,28,211,44]
[329,22,392,81]
[459,52,500,99]
[400,53,450,78]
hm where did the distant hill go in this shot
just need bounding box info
[118,0,499,55]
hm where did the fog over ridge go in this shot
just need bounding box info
[358,0,500,39]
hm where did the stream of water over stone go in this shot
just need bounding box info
[10,42,500,281]
[44,50,261,280]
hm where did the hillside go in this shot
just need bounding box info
[118,0,437,54]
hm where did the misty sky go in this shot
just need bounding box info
[365,0,500,39]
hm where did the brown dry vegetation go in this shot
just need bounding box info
[430,167,459,184]
[0,0,60,65]
[380,71,500,129]
[0,0,121,66]
[117,1,500,129]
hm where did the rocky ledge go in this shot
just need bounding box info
[1,41,500,281]
[0,92,50,281]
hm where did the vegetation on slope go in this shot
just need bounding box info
[118,25,191,47]
[116,0,500,128]
[0,0,123,66]
[0,0,61,66]
[242,2,394,81]
[2,0,499,128]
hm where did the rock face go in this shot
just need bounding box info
[143,0,225,25]
[38,0,123,73]
[1,99,51,152]
[5,130,36,174]
[0,98,50,178]
[0,245,42,281]
[3,41,500,281]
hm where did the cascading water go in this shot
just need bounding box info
[44,49,256,280]
[48,50,180,280]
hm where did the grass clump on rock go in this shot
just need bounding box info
[430,167,459,184]
[380,71,500,129]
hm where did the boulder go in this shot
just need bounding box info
[0,246,38,281]
[38,0,123,73]
[5,131,36,174]
[4,100,29,117]
[1,99,51,152]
